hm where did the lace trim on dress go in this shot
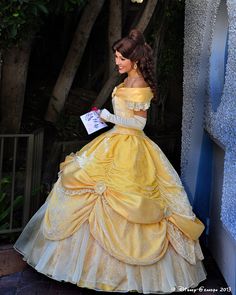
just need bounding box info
[126,100,151,111]
[57,178,107,196]
[167,221,204,264]
[57,185,94,196]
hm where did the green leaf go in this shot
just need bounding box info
[10,25,17,38]
[12,195,23,209]
[1,177,11,185]
[32,6,38,16]
[0,222,9,231]
[0,206,11,222]
[35,3,48,14]
[0,192,7,204]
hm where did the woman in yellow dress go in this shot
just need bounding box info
[14,29,206,293]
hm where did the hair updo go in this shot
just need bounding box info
[112,29,157,100]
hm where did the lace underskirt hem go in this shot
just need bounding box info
[14,202,207,294]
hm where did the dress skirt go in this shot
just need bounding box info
[14,126,207,293]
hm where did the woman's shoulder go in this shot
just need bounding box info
[113,80,153,101]
[130,79,148,88]
[123,77,148,88]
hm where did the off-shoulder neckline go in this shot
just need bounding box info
[116,82,150,90]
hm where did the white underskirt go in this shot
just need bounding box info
[14,202,207,294]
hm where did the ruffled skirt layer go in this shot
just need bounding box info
[14,201,206,294]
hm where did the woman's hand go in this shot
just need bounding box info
[99,109,110,122]
[91,106,101,114]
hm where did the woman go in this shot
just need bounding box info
[14,29,207,293]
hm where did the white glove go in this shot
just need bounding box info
[100,108,146,130]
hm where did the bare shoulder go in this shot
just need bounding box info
[132,79,148,88]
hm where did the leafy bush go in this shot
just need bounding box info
[0,177,23,241]
[0,0,49,47]
[0,0,86,48]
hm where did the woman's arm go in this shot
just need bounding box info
[134,110,147,118]
[100,109,147,130]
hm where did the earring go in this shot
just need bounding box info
[133,63,137,70]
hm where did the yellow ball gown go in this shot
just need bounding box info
[14,83,206,293]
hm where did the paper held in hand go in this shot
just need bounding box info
[80,110,107,135]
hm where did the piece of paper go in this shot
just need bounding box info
[80,110,107,135]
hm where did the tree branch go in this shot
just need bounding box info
[45,0,105,122]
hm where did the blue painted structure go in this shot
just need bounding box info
[182,0,236,293]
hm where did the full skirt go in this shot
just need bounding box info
[14,126,207,293]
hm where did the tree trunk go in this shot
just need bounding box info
[45,0,105,123]
[94,0,159,108]
[93,70,120,108]
[0,39,32,133]
[108,0,122,76]
[136,0,158,33]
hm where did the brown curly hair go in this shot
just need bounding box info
[112,29,157,100]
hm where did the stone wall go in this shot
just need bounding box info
[181,0,236,293]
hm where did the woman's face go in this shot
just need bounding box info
[115,50,134,74]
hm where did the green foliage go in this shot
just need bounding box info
[55,112,84,140]
[0,0,50,47]
[48,0,87,14]
[0,0,87,48]
[0,177,23,233]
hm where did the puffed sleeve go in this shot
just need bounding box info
[126,100,151,111]
[123,87,153,111]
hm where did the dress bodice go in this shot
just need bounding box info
[112,82,153,118]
